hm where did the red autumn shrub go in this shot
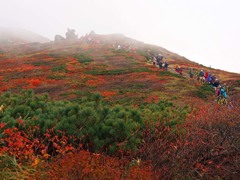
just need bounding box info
[177,103,240,179]
[139,102,240,179]
[28,79,42,87]
[0,122,75,163]
[86,77,105,86]
[139,121,180,179]
[100,90,117,98]
[35,150,155,180]
[0,124,34,161]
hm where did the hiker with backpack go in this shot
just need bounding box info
[198,70,205,83]
[164,61,169,70]
[217,85,228,104]
[213,79,220,87]
[210,74,217,86]
[158,61,163,69]
[206,73,212,84]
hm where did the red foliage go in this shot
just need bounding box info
[0,82,9,91]
[0,124,34,160]
[100,90,117,98]
[11,78,26,86]
[0,122,75,164]
[140,103,240,179]
[35,150,155,180]
[178,104,240,179]
[28,78,42,87]
[86,76,106,86]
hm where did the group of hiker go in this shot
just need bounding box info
[148,54,169,70]
[190,69,229,104]
[147,53,229,105]
[146,51,229,105]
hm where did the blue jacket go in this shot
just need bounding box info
[220,88,227,98]
[207,75,212,82]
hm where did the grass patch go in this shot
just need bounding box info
[159,70,183,78]
[134,84,146,88]
[112,49,126,53]
[86,67,152,75]
[48,53,62,59]
[32,61,52,66]
[136,49,148,59]
[133,67,153,73]
[74,54,93,64]
[86,69,130,75]
[51,65,66,72]
[193,84,215,99]
[48,75,66,79]
[114,97,135,105]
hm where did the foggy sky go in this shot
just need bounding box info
[1,0,240,73]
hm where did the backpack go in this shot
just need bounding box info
[199,71,204,77]
[220,88,227,98]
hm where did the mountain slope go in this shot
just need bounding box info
[0,33,240,179]
[0,33,239,106]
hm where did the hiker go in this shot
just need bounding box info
[162,62,165,69]
[217,85,228,104]
[156,53,163,65]
[164,61,169,70]
[156,56,160,66]
[221,85,227,97]
[175,66,179,73]
[204,72,209,82]
[223,83,229,93]
[198,70,205,83]
[157,54,163,61]
[210,74,217,85]
[158,61,163,69]
[195,70,199,81]
[206,73,212,83]
[152,56,157,66]
[215,85,221,97]
[176,66,183,75]
[189,68,194,78]
[214,83,228,104]
[147,56,152,63]
[213,79,220,87]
